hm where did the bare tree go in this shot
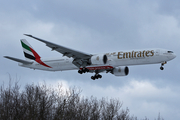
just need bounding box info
[101,98,123,120]
[0,79,165,120]
[154,112,164,120]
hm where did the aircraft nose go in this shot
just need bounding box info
[170,53,176,60]
[173,53,176,59]
[167,52,176,60]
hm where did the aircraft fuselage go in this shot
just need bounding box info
[19,48,176,71]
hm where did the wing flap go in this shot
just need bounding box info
[4,56,33,64]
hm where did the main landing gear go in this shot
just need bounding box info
[160,61,167,70]
[78,68,102,80]
[91,74,102,80]
[78,68,89,74]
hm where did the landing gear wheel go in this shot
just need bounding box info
[78,68,89,74]
[78,70,83,74]
[84,68,89,72]
[98,74,102,78]
[91,76,95,80]
[160,62,166,70]
[91,74,102,80]
[160,66,164,70]
[83,68,89,72]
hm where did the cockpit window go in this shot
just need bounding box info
[168,51,173,53]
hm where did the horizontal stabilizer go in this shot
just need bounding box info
[4,56,33,64]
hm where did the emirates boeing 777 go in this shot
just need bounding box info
[4,34,176,80]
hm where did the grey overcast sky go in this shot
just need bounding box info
[1,0,180,119]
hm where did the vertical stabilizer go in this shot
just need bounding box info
[21,39,41,61]
[20,39,51,68]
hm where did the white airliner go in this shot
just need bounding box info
[4,34,176,80]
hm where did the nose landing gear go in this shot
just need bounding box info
[160,61,167,70]
[160,66,164,70]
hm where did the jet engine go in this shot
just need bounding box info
[112,66,129,76]
[90,54,107,65]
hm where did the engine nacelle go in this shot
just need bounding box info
[90,54,107,65]
[112,66,129,76]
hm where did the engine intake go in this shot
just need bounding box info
[112,66,129,76]
[90,54,107,65]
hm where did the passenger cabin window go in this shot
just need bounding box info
[168,51,173,53]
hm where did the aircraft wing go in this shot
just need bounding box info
[24,34,92,60]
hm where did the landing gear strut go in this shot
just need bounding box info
[91,74,102,80]
[160,61,167,70]
[78,68,89,74]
